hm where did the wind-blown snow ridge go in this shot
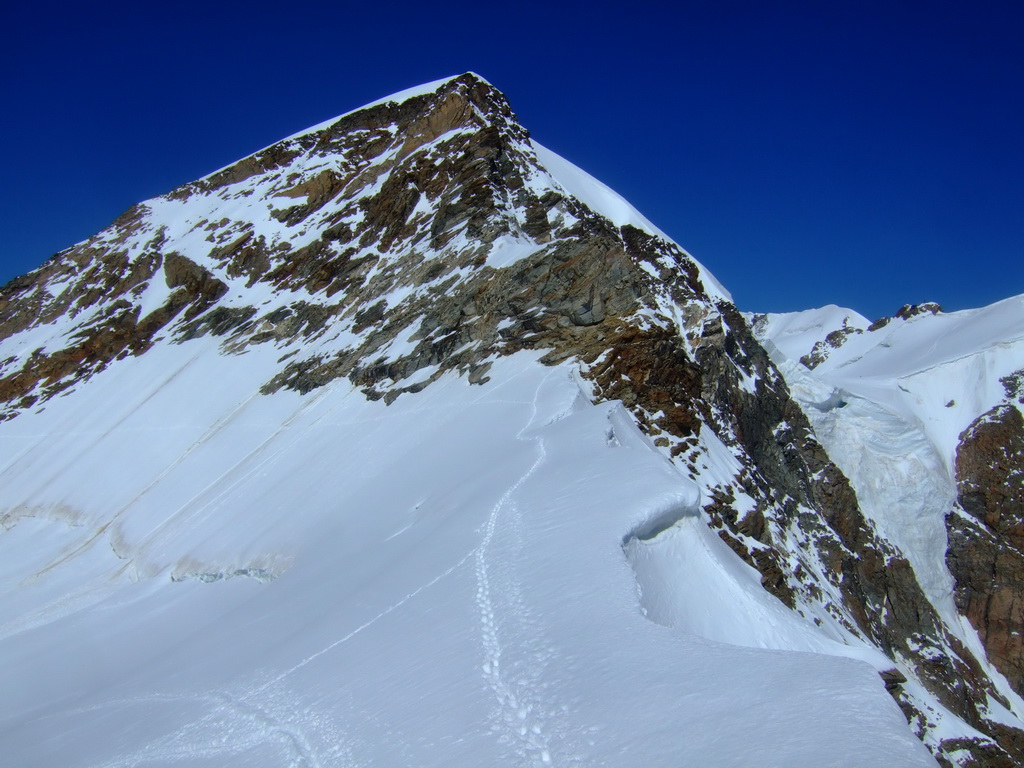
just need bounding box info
[530,140,731,302]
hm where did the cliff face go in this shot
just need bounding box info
[2,73,1023,766]
[949,394,1024,701]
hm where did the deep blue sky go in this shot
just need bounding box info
[3,1,1021,320]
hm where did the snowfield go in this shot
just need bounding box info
[757,296,1024,472]
[0,341,934,766]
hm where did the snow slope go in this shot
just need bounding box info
[0,342,934,767]
[530,141,732,302]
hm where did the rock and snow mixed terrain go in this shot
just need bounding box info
[754,297,1024,749]
[0,73,1021,766]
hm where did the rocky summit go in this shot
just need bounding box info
[1,73,1022,767]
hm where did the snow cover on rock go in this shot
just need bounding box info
[0,73,998,766]
[530,141,732,304]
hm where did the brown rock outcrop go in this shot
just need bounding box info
[949,405,1024,695]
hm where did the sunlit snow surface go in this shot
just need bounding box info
[0,344,933,766]
[760,297,1024,470]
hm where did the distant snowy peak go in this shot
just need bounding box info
[757,296,1024,376]
[754,295,1024,460]
[756,292,1024,756]
[750,304,870,369]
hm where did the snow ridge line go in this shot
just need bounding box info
[474,370,556,766]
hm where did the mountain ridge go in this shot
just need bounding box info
[1,72,1022,767]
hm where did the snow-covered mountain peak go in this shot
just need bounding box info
[0,71,730,417]
[2,75,1024,767]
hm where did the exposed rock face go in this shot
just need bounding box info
[799,316,864,369]
[949,405,1024,695]
[896,302,944,321]
[1,72,1022,765]
[867,302,944,332]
